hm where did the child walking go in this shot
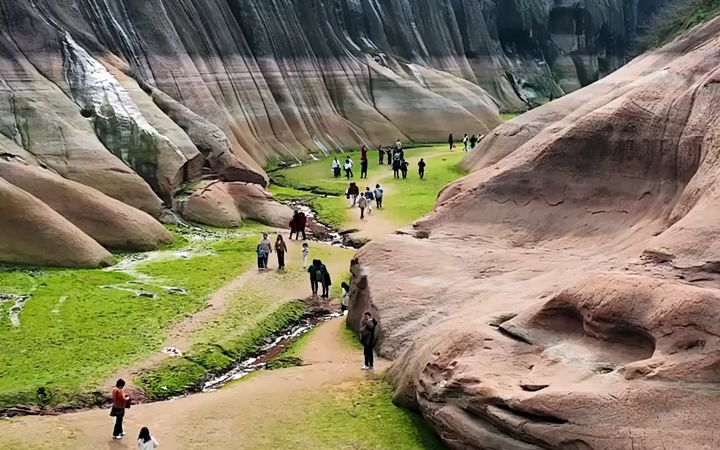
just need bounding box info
[302,242,310,268]
[137,427,159,450]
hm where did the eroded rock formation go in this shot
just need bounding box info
[349,15,720,450]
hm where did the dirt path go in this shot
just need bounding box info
[0,317,387,450]
[344,163,400,241]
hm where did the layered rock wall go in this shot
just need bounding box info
[349,15,720,450]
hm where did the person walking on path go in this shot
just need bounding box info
[463,134,469,151]
[401,159,409,179]
[448,133,454,151]
[308,259,323,296]
[137,427,159,450]
[358,194,368,220]
[332,157,341,178]
[364,187,374,214]
[257,233,272,269]
[418,158,426,179]
[360,312,378,370]
[344,157,354,179]
[347,182,359,207]
[341,282,350,315]
[296,211,307,240]
[360,157,368,179]
[392,157,401,178]
[374,184,383,209]
[378,146,384,165]
[321,260,332,298]
[110,379,130,439]
[275,234,288,269]
[302,242,309,268]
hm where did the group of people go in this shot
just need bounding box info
[449,133,485,152]
[257,232,310,270]
[347,183,384,220]
[289,210,308,240]
[110,379,159,448]
[307,258,332,297]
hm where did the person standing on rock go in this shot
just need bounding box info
[332,157,341,178]
[258,233,272,269]
[275,234,288,270]
[110,379,130,439]
[448,133,454,151]
[374,184,383,209]
[418,158,426,179]
[358,193,368,220]
[360,312,378,370]
[360,157,368,179]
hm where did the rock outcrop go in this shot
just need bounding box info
[349,15,720,450]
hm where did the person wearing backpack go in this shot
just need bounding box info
[374,184,383,209]
[308,259,324,296]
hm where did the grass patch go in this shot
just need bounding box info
[249,374,446,449]
[341,324,363,351]
[137,300,307,400]
[383,150,466,225]
[637,0,720,50]
[501,113,519,121]
[0,235,261,410]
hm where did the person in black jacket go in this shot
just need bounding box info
[418,158,426,179]
[360,312,378,370]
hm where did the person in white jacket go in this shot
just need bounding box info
[137,427,159,450]
[332,157,341,177]
[344,157,354,179]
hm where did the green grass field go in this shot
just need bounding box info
[0,230,262,409]
[270,146,467,228]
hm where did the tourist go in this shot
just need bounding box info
[392,156,401,179]
[395,139,402,153]
[137,427,159,450]
[374,184,383,209]
[401,159,409,179]
[361,145,368,161]
[332,157,341,178]
[448,133,454,151]
[275,234,288,269]
[364,187,374,214]
[347,182,359,207]
[257,233,272,269]
[358,193,368,220]
[360,157,368,179]
[308,259,323,296]
[469,134,477,149]
[360,312,378,370]
[344,157,354,179]
[289,211,298,239]
[296,211,307,240]
[477,133,485,144]
[418,158,426,179]
[110,379,130,439]
[321,260,332,298]
[302,242,309,268]
[341,282,350,314]
[463,134,469,151]
[378,146,384,165]
[386,148,393,164]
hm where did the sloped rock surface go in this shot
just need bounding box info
[349,16,720,450]
[0,178,114,268]
[0,161,173,251]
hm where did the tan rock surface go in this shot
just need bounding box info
[0,161,173,251]
[349,16,720,450]
[0,178,114,268]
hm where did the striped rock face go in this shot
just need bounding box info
[348,15,720,450]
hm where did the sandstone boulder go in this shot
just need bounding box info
[179,181,292,229]
[0,161,173,251]
[0,178,114,268]
[349,15,720,450]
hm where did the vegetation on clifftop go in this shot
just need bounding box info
[638,0,720,49]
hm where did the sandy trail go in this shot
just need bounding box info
[0,318,388,450]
